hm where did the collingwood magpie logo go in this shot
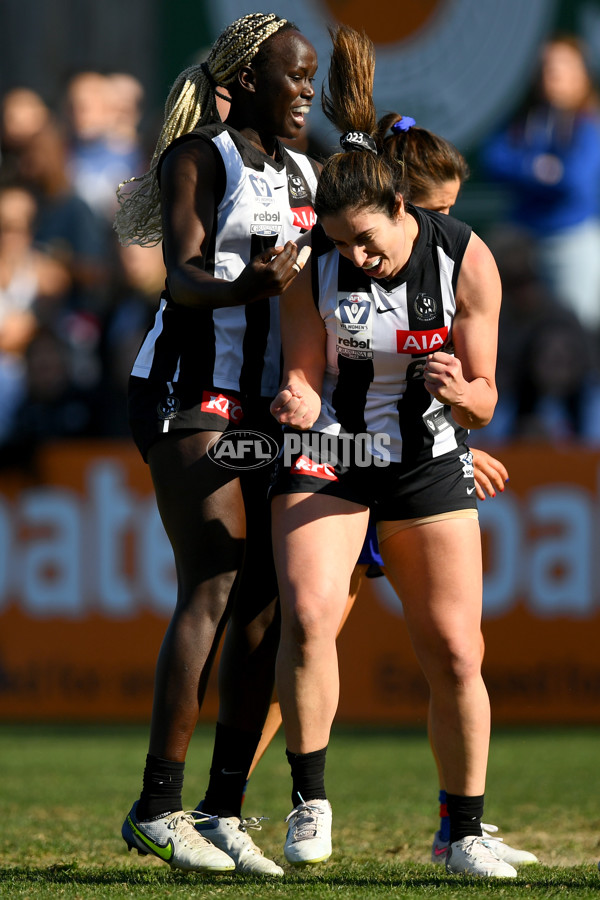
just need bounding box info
[157,395,180,420]
[288,173,308,200]
[414,293,438,322]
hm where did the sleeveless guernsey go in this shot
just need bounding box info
[311,205,472,464]
[131,123,318,402]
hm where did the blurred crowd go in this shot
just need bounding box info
[0,71,165,469]
[2,34,600,469]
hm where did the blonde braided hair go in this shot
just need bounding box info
[114,12,289,246]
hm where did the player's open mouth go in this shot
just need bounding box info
[291,104,311,124]
[363,257,382,271]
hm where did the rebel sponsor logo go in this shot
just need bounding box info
[396,326,448,354]
[336,335,373,359]
[250,207,282,237]
[291,454,338,481]
[252,210,281,223]
[201,390,243,423]
[291,206,316,230]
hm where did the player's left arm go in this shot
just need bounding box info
[423,231,501,429]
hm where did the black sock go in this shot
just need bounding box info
[446,793,484,844]
[136,754,185,821]
[201,722,262,819]
[286,746,327,808]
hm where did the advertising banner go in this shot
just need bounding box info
[0,441,598,723]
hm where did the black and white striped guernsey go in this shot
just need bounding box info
[131,123,319,401]
[311,204,472,464]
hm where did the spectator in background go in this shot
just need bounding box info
[482,35,600,335]
[0,184,70,441]
[0,325,103,470]
[64,71,146,224]
[487,310,600,444]
[13,116,109,389]
[0,88,51,181]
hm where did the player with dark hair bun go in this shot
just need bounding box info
[270,25,516,878]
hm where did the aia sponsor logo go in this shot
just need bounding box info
[291,454,338,481]
[201,390,243,423]
[396,327,448,354]
[291,206,316,230]
[207,430,279,470]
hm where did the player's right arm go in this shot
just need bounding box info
[160,138,304,310]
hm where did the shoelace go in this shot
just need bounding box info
[168,810,217,841]
[239,816,267,833]
[284,798,325,839]
[481,823,504,843]
[462,836,503,861]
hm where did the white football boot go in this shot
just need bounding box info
[284,797,332,866]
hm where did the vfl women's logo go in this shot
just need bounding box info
[249,174,282,237]
[414,292,438,322]
[249,174,273,204]
[338,293,371,334]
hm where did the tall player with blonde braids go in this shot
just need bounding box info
[116,13,319,875]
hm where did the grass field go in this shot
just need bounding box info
[2,722,600,898]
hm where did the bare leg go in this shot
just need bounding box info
[272,493,368,754]
[147,431,245,762]
[427,631,486,790]
[217,459,281,734]
[380,518,489,796]
[247,564,367,777]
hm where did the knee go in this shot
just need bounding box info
[283,592,336,652]
[176,570,237,624]
[428,638,483,687]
